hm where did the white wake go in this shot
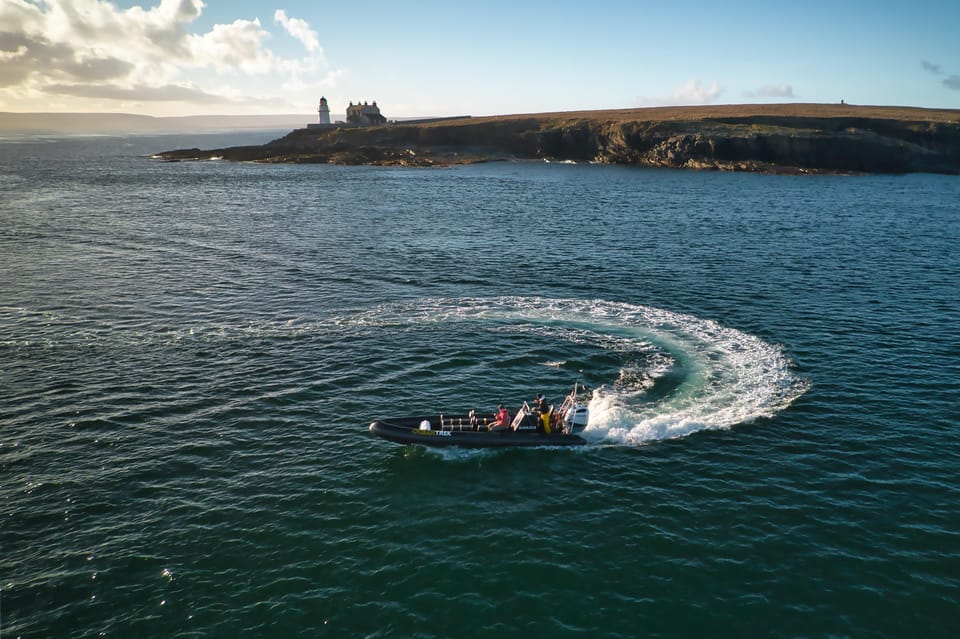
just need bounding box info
[348,296,809,447]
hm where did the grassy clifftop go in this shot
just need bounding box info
[159,103,960,174]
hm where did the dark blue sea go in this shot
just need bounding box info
[1,132,958,638]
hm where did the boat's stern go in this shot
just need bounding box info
[563,404,590,433]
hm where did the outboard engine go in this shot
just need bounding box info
[563,404,589,433]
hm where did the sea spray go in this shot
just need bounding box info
[350,297,809,447]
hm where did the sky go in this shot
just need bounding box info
[1,0,959,118]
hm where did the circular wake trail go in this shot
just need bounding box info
[352,297,809,447]
[579,301,808,444]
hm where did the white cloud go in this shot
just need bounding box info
[0,45,27,62]
[274,10,321,54]
[675,79,722,103]
[639,79,723,106]
[921,60,960,91]
[0,0,343,114]
[188,18,276,74]
[745,83,795,98]
[280,68,347,94]
[37,0,202,63]
[46,81,224,103]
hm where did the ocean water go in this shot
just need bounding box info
[1,133,959,638]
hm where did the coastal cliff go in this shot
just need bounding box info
[158,104,960,174]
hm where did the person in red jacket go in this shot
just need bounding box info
[491,404,510,431]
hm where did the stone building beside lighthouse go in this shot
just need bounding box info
[346,101,387,125]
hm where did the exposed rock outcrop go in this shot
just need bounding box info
[158,104,960,174]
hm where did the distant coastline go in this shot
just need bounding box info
[154,104,960,175]
[0,112,316,135]
[40,103,960,175]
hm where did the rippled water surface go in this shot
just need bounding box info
[2,134,959,638]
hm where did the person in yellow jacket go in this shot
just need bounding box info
[533,394,552,433]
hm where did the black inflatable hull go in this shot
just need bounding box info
[369,415,586,448]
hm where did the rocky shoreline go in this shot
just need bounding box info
[157,103,960,175]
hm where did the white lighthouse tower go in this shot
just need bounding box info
[318,96,331,126]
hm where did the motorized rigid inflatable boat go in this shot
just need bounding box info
[368,383,590,448]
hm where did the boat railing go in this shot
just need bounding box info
[437,413,495,431]
[432,384,584,433]
[556,380,585,434]
[557,386,578,417]
[510,402,532,431]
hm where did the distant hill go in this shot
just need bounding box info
[0,112,333,134]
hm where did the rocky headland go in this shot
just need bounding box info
[157,103,960,174]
